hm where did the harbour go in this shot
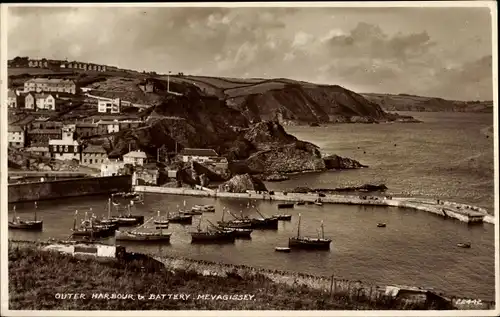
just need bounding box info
[7,192,495,301]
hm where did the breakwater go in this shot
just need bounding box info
[9,175,133,203]
[134,186,494,225]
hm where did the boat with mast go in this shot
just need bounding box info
[111,200,144,226]
[190,218,235,243]
[94,199,119,228]
[167,205,193,224]
[8,203,43,230]
[71,211,114,238]
[288,214,331,250]
[153,211,169,229]
[216,210,252,238]
[249,206,279,229]
[178,200,202,215]
[115,216,172,242]
[273,214,292,221]
[217,208,252,229]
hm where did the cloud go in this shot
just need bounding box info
[7,6,493,100]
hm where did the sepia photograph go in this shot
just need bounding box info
[1,1,498,316]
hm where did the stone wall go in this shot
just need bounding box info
[8,175,132,203]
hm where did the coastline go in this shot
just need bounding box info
[134,185,494,225]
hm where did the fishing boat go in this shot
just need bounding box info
[377,223,387,228]
[275,247,291,253]
[168,205,193,224]
[181,209,203,216]
[288,214,331,250]
[273,214,292,221]
[218,226,253,238]
[153,210,170,226]
[115,217,172,242]
[111,202,144,226]
[457,242,471,248]
[217,208,253,229]
[112,191,139,199]
[192,204,216,213]
[277,203,294,209]
[71,211,113,238]
[190,219,235,243]
[8,203,43,231]
[249,207,279,230]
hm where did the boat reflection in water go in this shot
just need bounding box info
[288,214,331,250]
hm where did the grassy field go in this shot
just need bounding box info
[7,245,445,311]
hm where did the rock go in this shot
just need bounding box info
[264,174,290,182]
[323,154,367,169]
[218,173,267,193]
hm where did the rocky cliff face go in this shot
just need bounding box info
[362,93,493,113]
[226,83,403,125]
[218,174,267,193]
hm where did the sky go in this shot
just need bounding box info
[6,4,495,101]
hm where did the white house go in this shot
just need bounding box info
[24,78,76,94]
[8,125,25,148]
[97,120,120,134]
[7,89,17,108]
[97,98,121,113]
[81,144,109,167]
[180,148,219,163]
[24,93,35,110]
[101,160,126,177]
[48,125,80,161]
[34,93,56,111]
[123,150,147,166]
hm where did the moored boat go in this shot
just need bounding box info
[168,206,193,224]
[219,227,253,238]
[110,202,144,226]
[288,214,331,250]
[153,211,170,226]
[192,204,216,213]
[190,219,235,243]
[277,203,294,209]
[296,200,306,205]
[8,203,43,231]
[248,206,279,230]
[115,216,172,242]
[457,242,471,248]
[377,223,387,228]
[275,247,291,253]
[273,214,292,221]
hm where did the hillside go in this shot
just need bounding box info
[362,93,494,113]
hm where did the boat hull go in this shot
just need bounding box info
[8,221,43,231]
[190,232,235,243]
[217,221,252,229]
[219,227,252,238]
[112,215,144,226]
[288,237,331,250]
[251,218,279,230]
[274,214,292,221]
[115,231,172,242]
[277,203,294,209]
[169,216,192,224]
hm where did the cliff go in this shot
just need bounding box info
[362,93,493,113]
[218,174,267,193]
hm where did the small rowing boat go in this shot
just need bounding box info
[275,247,291,253]
[457,242,471,248]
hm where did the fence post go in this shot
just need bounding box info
[329,274,334,297]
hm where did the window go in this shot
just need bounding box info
[74,146,78,153]
[52,145,57,151]
[89,159,93,164]
[64,145,68,152]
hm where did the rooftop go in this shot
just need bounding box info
[26,146,50,152]
[180,148,219,157]
[82,145,107,154]
[28,129,62,134]
[76,123,98,128]
[8,125,23,133]
[123,150,147,159]
[25,78,76,85]
[8,90,17,98]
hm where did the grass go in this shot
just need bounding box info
[7,245,449,311]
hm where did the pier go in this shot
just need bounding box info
[133,186,494,225]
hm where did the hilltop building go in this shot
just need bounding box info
[24,78,77,94]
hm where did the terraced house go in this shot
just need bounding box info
[8,125,25,148]
[24,78,77,94]
[81,145,109,167]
